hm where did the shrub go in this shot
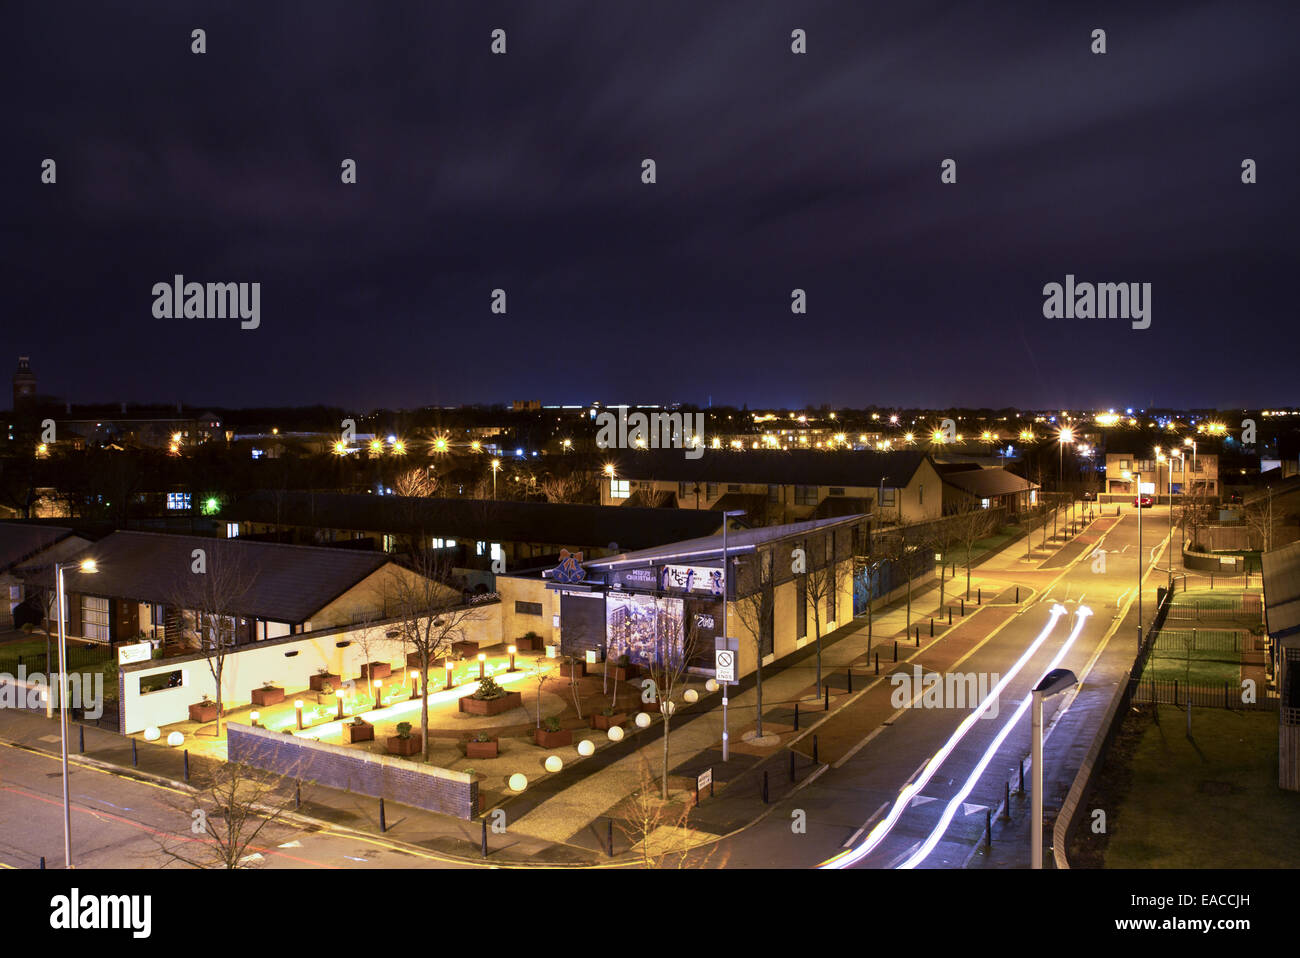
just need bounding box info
[350,716,369,727]
[320,682,334,695]
[601,707,615,717]
[261,680,277,690]
[396,721,412,739]
[473,676,506,700]
[616,654,629,668]
[523,631,541,641]
[471,732,493,743]
[542,715,562,733]
[317,667,330,675]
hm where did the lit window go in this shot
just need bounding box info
[225,522,240,538]
[610,479,630,499]
[166,492,191,511]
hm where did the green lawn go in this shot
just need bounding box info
[0,633,115,680]
[1141,648,1241,686]
[1104,707,1300,867]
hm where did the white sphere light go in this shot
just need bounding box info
[166,731,185,747]
[143,727,161,742]
[635,712,651,728]
[684,689,699,704]
[607,725,625,742]
[544,755,563,773]
[705,679,719,693]
[577,739,595,757]
[508,773,528,792]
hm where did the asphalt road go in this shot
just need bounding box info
[712,506,1173,868]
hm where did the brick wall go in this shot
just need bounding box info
[227,723,478,820]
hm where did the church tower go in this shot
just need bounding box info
[13,356,36,409]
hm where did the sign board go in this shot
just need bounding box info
[662,564,724,595]
[117,641,153,666]
[1220,556,1237,569]
[697,767,713,792]
[714,649,736,683]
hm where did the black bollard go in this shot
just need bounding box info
[978,588,982,605]
[824,684,830,711]
[960,598,965,616]
[847,669,852,694]
[295,782,301,810]
[893,642,898,662]
[794,702,800,731]
[1018,759,1024,795]
[1001,782,1011,821]
[40,856,46,869]
[875,652,880,674]
[813,734,819,764]
[481,819,488,858]
[608,818,614,857]
[930,618,934,637]
[1016,586,1020,603]
[948,607,952,625]
[985,809,992,853]
[132,738,138,767]
[915,629,919,647]
[183,749,190,782]
[379,797,387,833]
[78,725,84,753]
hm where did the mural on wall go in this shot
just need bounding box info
[605,590,684,669]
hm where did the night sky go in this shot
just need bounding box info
[3,1,1297,411]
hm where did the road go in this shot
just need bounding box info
[713,504,1174,868]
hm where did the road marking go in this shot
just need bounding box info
[843,801,890,847]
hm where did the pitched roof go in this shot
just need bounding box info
[220,491,724,553]
[0,523,77,573]
[22,531,392,623]
[939,467,1038,498]
[609,449,930,488]
[1262,540,1300,640]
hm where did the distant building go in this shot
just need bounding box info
[512,400,541,412]
[1104,449,1219,500]
[12,356,36,409]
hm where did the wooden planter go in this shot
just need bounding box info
[514,636,539,652]
[406,651,426,669]
[642,699,661,713]
[188,701,218,723]
[386,734,422,756]
[534,727,573,748]
[359,662,391,681]
[590,712,626,730]
[250,686,285,707]
[451,641,479,658]
[309,673,340,692]
[466,738,499,759]
[612,664,639,681]
[559,660,587,678]
[343,722,374,744]
[459,690,523,715]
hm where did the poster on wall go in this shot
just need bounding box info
[605,591,685,668]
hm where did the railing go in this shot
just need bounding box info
[1130,677,1277,711]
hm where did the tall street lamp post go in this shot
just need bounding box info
[719,509,745,762]
[55,557,98,869]
[1031,667,1078,869]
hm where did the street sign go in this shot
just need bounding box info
[697,767,712,792]
[714,649,736,683]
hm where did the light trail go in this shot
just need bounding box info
[896,605,1093,869]
[818,603,1068,869]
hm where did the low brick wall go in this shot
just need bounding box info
[227,723,478,820]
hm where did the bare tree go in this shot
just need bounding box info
[538,472,590,504]
[530,660,550,728]
[734,547,774,740]
[926,515,962,610]
[167,541,259,738]
[950,503,996,600]
[803,532,843,697]
[157,761,300,869]
[385,550,487,761]
[1243,490,1280,553]
[614,758,729,868]
[638,598,705,800]
[393,466,439,498]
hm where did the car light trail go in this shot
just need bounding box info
[819,603,1068,869]
[895,605,1093,869]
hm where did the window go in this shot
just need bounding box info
[490,543,504,564]
[794,485,818,506]
[767,484,780,503]
[225,522,240,538]
[679,481,692,499]
[82,596,110,643]
[706,483,718,499]
[383,534,396,552]
[430,537,456,549]
[880,488,896,507]
[1119,459,1130,471]
[610,479,630,499]
[981,498,991,509]
[829,487,845,496]
[515,600,543,616]
[140,670,184,695]
[166,492,191,511]
[476,540,488,556]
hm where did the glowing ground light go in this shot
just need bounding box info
[896,606,1092,869]
[820,604,1069,869]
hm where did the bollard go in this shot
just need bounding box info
[978,588,982,605]
[295,782,301,810]
[915,629,919,647]
[985,809,992,853]
[930,618,934,637]
[789,750,796,782]
[824,684,830,711]
[762,770,769,804]
[875,652,879,674]
[183,749,190,782]
[794,702,800,731]
[960,598,965,616]
[608,818,614,857]
[813,734,819,764]
[893,642,898,662]
[847,669,852,694]
[40,856,46,869]
[1018,758,1024,795]
[481,819,488,858]
[132,738,138,767]
[1001,782,1011,821]
[1016,586,1020,603]
[948,607,952,625]
[379,798,387,833]
[79,725,84,753]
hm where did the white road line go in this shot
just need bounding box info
[843,801,890,847]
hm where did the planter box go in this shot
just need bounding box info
[451,641,479,658]
[386,734,422,756]
[309,673,340,692]
[466,738,499,759]
[642,699,661,713]
[406,651,426,669]
[612,664,639,681]
[459,690,523,715]
[188,701,218,723]
[514,636,539,652]
[358,662,391,681]
[590,712,626,730]
[534,727,573,748]
[545,645,560,659]
[343,722,374,744]
[250,686,285,707]
[559,660,586,678]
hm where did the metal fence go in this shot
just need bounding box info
[1150,628,1251,654]
[1130,677,1278,711]
[0,642,114,679]
[1164,594,1262,621]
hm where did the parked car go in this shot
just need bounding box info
[1134,495,1154,508]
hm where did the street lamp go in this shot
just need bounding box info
[1031,667,1077,869]
[719,509,746,762]
[1056,426,1075,541]
[490,458,501,498]
[55,556,97,869]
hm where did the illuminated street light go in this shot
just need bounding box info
[369,439,382,454]
[55,556,97,868]
[392,440,406,455]
[1032,668,1078,868]
[470,440,482,453]
[492,458,502,498]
